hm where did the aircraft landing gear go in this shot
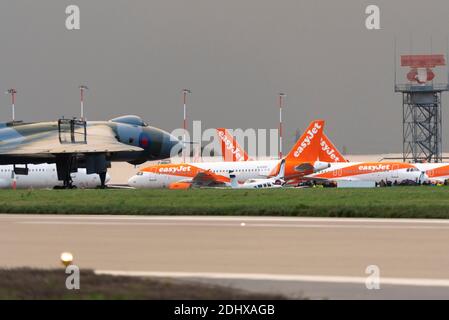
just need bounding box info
[56,156,77,189]
[99,172,107,189]
[56,154,110,189]
[85,154,109,189]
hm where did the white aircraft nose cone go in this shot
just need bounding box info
[128,176,137,186]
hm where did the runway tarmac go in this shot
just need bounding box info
[1,214,448,299]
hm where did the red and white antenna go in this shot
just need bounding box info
[182,89,191,162]
[5,88,17,122]
[278,92,286,159]
[79,85,88,120]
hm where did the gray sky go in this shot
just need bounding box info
[1,0,449,153]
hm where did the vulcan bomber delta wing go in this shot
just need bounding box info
[0,115,181,188]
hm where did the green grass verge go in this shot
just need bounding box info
[0,269,286,300]
[0,187,449,218]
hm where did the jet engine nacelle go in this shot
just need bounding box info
[313,161,331,172]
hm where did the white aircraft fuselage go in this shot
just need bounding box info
[0,164,110,189]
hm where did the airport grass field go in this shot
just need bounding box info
[0,269,284,300]
[0,187,449,218]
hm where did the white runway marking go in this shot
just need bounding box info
[95,270,449,288]
[11,214,449,230]
[1,214,449,224]
[16,220,449,230]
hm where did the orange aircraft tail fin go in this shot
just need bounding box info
[320,133,347,163]
[285,120,325,163]
[216,128,249,162]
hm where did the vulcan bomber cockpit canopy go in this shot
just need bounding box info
[109,115,148,127]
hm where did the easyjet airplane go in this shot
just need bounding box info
[198,125,449,185]
[304,135,429,183]
[310,129,449,183]
[306,161,427,184]
[215,128,347,186]
[216,127,436,184]
[303,136,438,183]
[128,120,329,189]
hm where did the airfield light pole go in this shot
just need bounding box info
[182,89,191,162]
[278,93,285,159]
[6,89,17,123]
[79,85,88,120]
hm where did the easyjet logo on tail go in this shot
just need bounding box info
[217,128,249,162]
[281,120,325,180]
[292,121,324,158]
[319,133,347,163]
[320,139,339,162]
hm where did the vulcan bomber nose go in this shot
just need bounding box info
[135,126,181,160]
[109,115,181,162]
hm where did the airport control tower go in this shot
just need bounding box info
[395,54,449,163]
